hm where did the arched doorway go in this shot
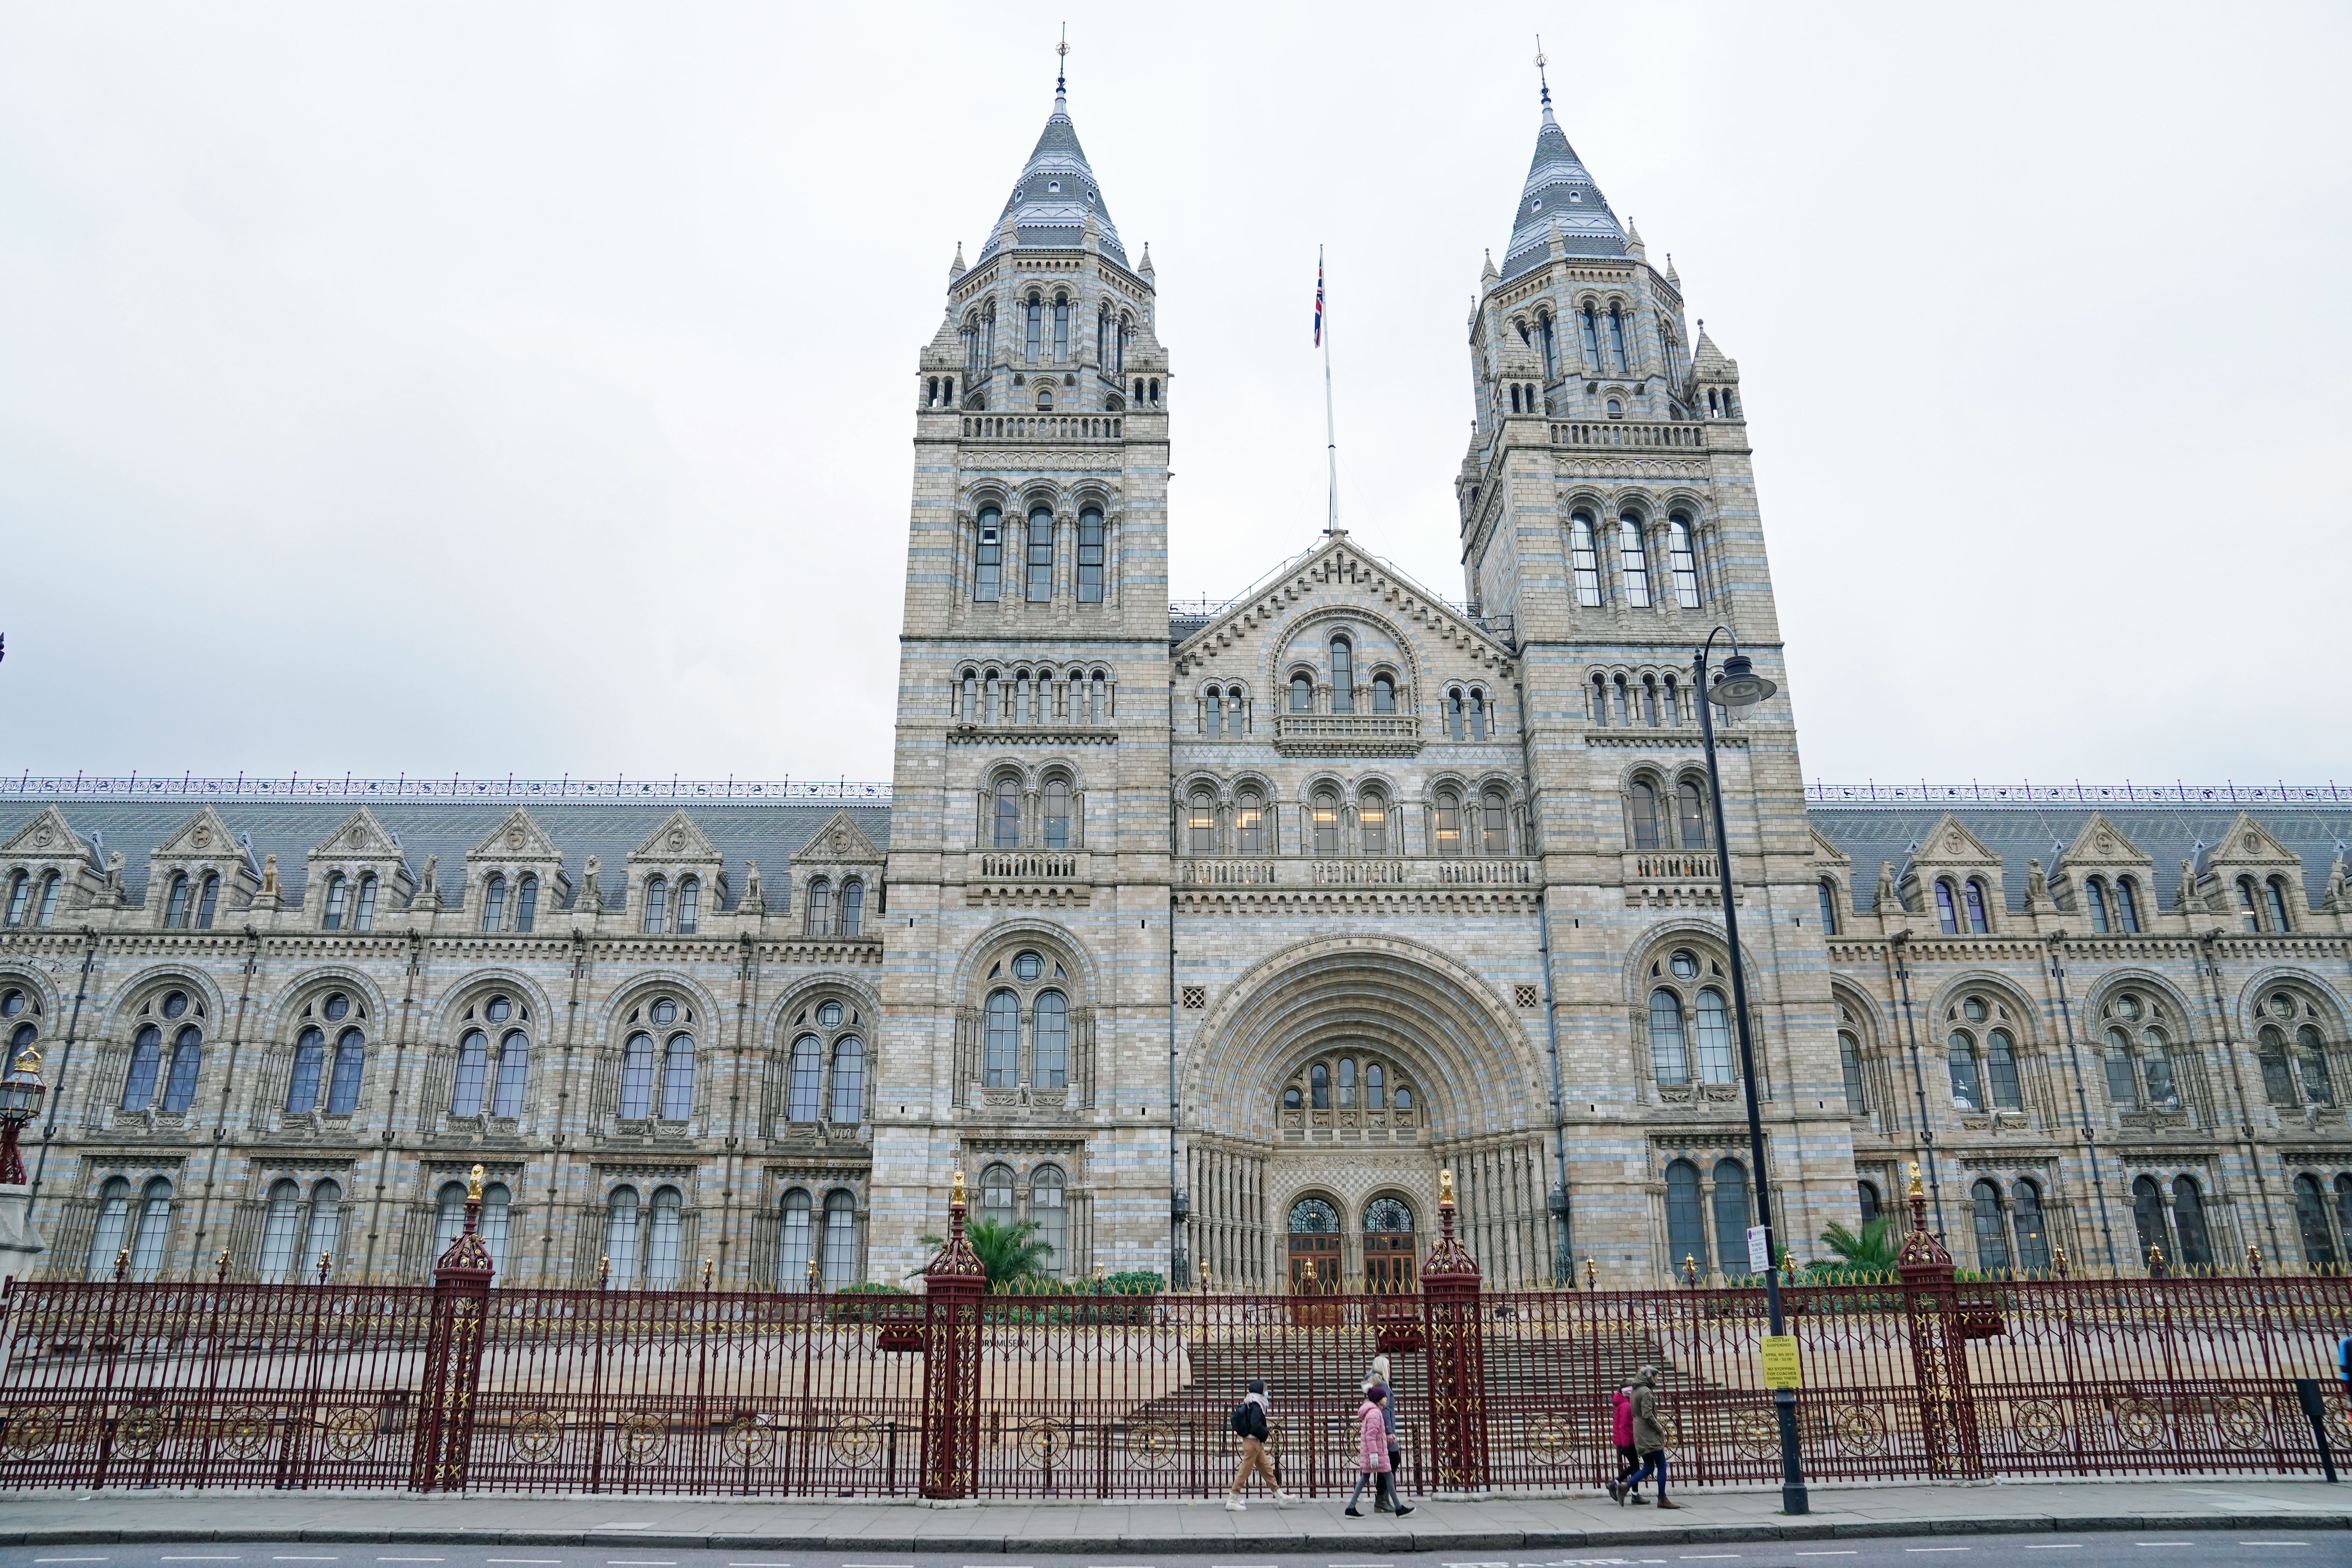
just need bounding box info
[1287,1196,1341,1294]
[1363,1195,1416,1294]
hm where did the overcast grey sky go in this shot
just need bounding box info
[2,3,2345,789]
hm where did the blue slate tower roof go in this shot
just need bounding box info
[975,77,1130,270]
[1500,87,1627,281]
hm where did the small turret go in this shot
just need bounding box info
[948,242,966,285]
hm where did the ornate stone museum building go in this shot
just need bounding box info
[5,78,2352,1293]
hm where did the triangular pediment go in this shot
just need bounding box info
[2203,811,2301,869]
[467,808,564,865]
[2058,812,2152,868]
[1807,828,1851,868]
[627,808,722,865]
[1912,813,2001,867]
[307,807,408,865]
[1173,534,1512,676]
[151,806,252,867]
[0,805,89,862]
[794,809,883,867]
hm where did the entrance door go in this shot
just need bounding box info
[1363,1195,1417,1294]
[1287,1196,1341,1294]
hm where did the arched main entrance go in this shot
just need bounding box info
[1287,1196,1341,1293]
[1364,1195,1416,1294]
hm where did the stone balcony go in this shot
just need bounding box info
[1271,713,1423,757]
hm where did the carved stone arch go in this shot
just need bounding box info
[2234,966,2349,1038]
[1269,603,1430,707]
[103,964,231,1040]
[1349,769,1401,806]
[1298,769,1352,803]
[963,478,1016,514]
[1227,769,1276,801]
[1174,772,1228,810]
[0,962,65,1023]
[763,971,884,1045]
[1615,756,1677,795]
[1421,770,1477,806]
[1829,978,1891,1047]
[1922,970,2045,1047]
[1066,477,1116,513]
[1621,920,1770,1004]
[1015,479,1061,514]
[1606,488,1654,523]
[1558,486,1610,516]
[1181,934,1539,1146]
[950,916,1103,1009]
[590,968,726,1127]
[983,757,1035,792]
[761,970,884,1133]
[421,966,558,1045]
[2078,966,2200,1034]
[1033,755,1085,790]
[263,964,395,1044]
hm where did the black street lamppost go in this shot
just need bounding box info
[1692,626,1808,1516]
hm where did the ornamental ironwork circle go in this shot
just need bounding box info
[1831,1405,1887,1457]
[722,1415,775,1466]
[1123,1419,1179,1468]
[510,1411,563,1465]
[2113,1397,2166,1450]
[2,1409,59,1460]
[615,1414,668,1463]
[1524,1416,1575,1465]
[1730,1406,1778,1461]
[1018,1418,1065,1467]
[321,1407,376,1460]
[113,1408,170,1459]
[2211,1395,2265,1449]
[2012,1398,2066,1453]
[216,1409,273,1461]
[828,1414,881,1467]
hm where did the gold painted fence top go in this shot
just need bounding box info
[1759,1333,1801,1389]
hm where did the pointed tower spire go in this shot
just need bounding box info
[1498,60,1626,283]
[977,29,1130,269]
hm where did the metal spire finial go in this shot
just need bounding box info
[1056,24,1069,100]
[1534,36,1551,108]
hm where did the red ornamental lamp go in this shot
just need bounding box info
[0,1042,45,1186]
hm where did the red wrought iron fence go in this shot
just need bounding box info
[4,1168,2349,1496]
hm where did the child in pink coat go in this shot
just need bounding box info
[1344,1385,1411,1517]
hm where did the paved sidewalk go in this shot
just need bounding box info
[0,1479,2347,1551]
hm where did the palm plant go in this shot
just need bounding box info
[1816,1216,1900,1274]
[918,1216,1057,1289]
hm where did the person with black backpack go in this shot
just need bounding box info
[1225,1379,1292,1510]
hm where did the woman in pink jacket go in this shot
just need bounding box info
[1608,1383,1638,1502]
[1344,1385,1411,1517]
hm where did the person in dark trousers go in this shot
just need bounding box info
[1363,1353,1409,1512]
[1345,1384,1411,1517]
[1624,1365,1680,1508]
[1606,1381,1638,1503]
[1224,1379,1291,1510]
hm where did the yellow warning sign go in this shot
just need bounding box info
[1759,1334,1802,1389]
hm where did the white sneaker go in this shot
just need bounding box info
[1224,1497,1246,1512]
[1274,1489,1295,1503]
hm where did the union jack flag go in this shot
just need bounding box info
[1314,255,1324,346]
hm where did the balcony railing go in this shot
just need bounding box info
[972,851,1086,880]
[962,414,1123,441]
[1272,714,1422,756]
[1550,420,1707,450]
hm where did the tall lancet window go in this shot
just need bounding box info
[1579,305,1601,370]
[1570,513,1603,606]
[1668,515,1701,608]
[1025,297,1042,363]
[1053,297,1070,363]
[1539,314,1557,382]
[1608,304,1631,374]
[1329,638,1354,713]
[1618,514,1652,607]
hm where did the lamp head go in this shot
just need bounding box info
[1709,652,1776,708]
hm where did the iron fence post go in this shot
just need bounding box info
[920,1172,985,1499]
[410,1164,494,1493]
[1420,1169,1489,1492]
[1895,1162,1984,1479]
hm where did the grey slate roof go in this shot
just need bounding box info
[1500,100,1627,282]
[975,84,1131,269]
[0,797,891,911]
[1810,804,2352,913]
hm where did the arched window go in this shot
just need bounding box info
[163,1025,201,1113]
[1042,779,1071,849]
[660,1032,694,1120]
[453,1027,489,1117]
[1371,673,1395,713]
[480,873,506,933]
[1649,989,1689,1085]
[975,505,1003,601]
[1608,303,1632,374]
[2012,1181,2051,1274]
[1026,506,1054,601]
[321,873,348,931]
[676,875,700,935]
[1630,779,1662,851]
[352,873,377,932]
[2295,1173,2340,1267]
[993,782,1021,849]
[194,872,218,929]
[477,1180,512,1278]
[164,872,194,929]
[1935,879,1960,934]
[1480,789,1509,854]
[1579,303,1601,369]
[1668,515,1701,608]
[306,1178,344,1273]
[2140,1026,2176,1108]
[1025,296,1042,362]
[830,1035,866,1122]
[1311,788,1340,855]
[1693,987,1735,1083]
[788,1034,823,1122]
[2116,877,2142,933]
[2257,1025,2296,1106]
[2267,877,2293,932]
[642,875,667,934]
[1203,688,1221,734]
[822,1190,858,1287]
[1310,1061,1330,1109]
[1539,313,1557,381]
[1336,1056,1357,1108]
[1030,1165,1067,1278]
[1569,513,1602,606]
[2297,1024,2333,1106]
[1641,676,1659,728]
[1446,688,1465,740]
[1330,637,1354,713]
[1187,791,1215,855]
[983,989,1019,1087]
[1971,1180,2011,1274]
[1053,295,1070,362]
[2132,1175,2177,1267]
[1817,880,1839,934]
[123,1177,174,1280]
[1985,1028,2022,1111]
[2105,1025,2140,1107]
[490,1028,526,1118]
[2238,876,2262,932]
[1618,514,1651,606]
[1033,992,1069,1087]
[807,877,831,937]
[646,1185,683,1289]
[1076,508,1104,602]
[88,1176,131,1279]
[1711,1160,1750,1277]
[1948,1030,1983,1112]
[1964,879,1991,934]
[1838,1029,1866,1111]
[1236,790,1265,854]
[1360,789,1389,855]
[779,1188,814,1289]
[1290,672,1313,711]
[1676,780,1707,850]
[1665,1159,1707,1276]
[2336,1176,2352,1261]
[619,1031,656,1119]
[1366,1062,1387,1108]
[1858,1181,1881,1225]
[432,1179,468,1266]
[1469,688,1488,740]
[289,1027,327,1114]
[326,1026,365,1115]
[1434,790,1463,856]
[2173,1176,2213,1270]
[604,1185,641,1286]
[3,873,25,926]
[260,1178,303,1282]
[840,879,864,937]
[511,872,537,934]
[123,1024,162,1110]
[2086,877,2111,933]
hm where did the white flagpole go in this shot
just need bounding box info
[1322,247,1339,536]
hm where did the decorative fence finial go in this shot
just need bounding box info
[317,1251,332,1284]
[2247,1241,2263,1277]
[215,1247,231,1283]
[1584,1254,1597,1289]
[1683,1253,1699,1288]
[951,1168,967,1211]
[467,1163,485,1203]
[114,1248,129,1281]
[2146,1241,2167,1279]
[701,1257,713,1291]
[808,1255,821,1291]
[1439,1167,1456,1208]
[2053,1243,2069,1279]
[599,1254,611,1289]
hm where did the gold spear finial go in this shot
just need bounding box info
[701,1257,713,1290]
[467,1163,485,1201]
[1584,1254,1597,1289]
[600,1254,611,1289]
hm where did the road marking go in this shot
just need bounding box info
[36,1559,108,1563]
[2241,1546,2309,1549]
[274,1559,341,1563]
[1796,1555,1858,1559]
[488,1562,563,1565]
[2025,1549,2083,1553]
[605,1561,676,1565]
[2135,1549,2196,1551]
[376,1559,445,1563]
[1683,1557,1742,1561]
[162,1559,241,1563]
[1905,1552,1972,1555]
